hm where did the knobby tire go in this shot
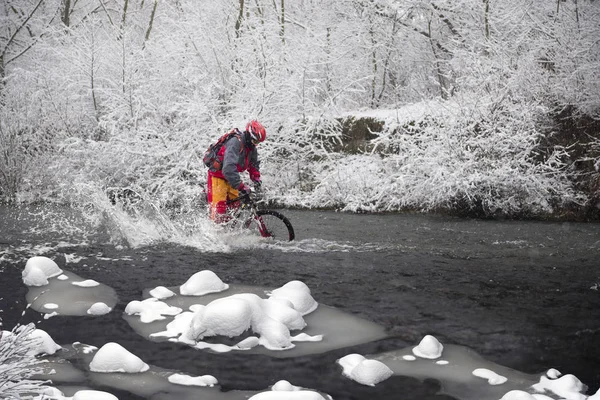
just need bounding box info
[245,210,295,241]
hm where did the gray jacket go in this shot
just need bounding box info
[219,130,261,189]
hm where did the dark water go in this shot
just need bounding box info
[1,205,599,399]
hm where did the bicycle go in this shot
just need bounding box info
[225,193,295,241]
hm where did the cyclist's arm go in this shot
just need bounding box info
[222,138,243,189]
[249,147,261,182]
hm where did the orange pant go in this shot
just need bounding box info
[207,175,239,222]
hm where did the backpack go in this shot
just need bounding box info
[202,129,241,171]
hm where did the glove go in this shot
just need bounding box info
[238,183,251,196]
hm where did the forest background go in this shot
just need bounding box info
[1,0,599,220]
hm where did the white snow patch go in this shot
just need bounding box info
[500,390,554,400]
[532,374,588,400]
[168,373,218,387]
[249,380,328,399]
[149,286,175,299]
[413,335,443,359]
[87,302,111,315]
[22,256,63,286]
[472,368,507,385]
[179,270,229,296]
[337,353,393,386]
[267,280,318,315]
[72,390,119,400]
[72,279,100,287]
[125,298,182,323]
[89,342,150,373]
[28,328,62,355]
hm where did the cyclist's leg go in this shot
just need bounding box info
[208,175,230,223]
[226,185,241,215]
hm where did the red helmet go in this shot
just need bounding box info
[246,120,266,143]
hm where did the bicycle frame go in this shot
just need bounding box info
[225,194,271,237]
[223,193,295,241]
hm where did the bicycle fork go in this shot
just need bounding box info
[255,215,272,238]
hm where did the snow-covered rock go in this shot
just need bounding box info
[168,373,218,387]
[337,353,393,386]
[89,342,149,373]
[249,380,328,399]
[29,329,62,355]
[22,256,63,287]
[125,298,182,323]
[179,270,229,296]
[268,281,318,315]
[412,335,443,359]
[87,302,111,315]
[149,286,175,299]
[472,368,507,385]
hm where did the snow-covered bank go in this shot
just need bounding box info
[3,96,599,222]
[265,101,598,220]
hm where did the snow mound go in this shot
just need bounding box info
[263,298,306,330]
[41,388,119,400]
[413,335,443,359]
[22,256,63,286]
[168,373,218,387]
[87,302,112,315]
[149,286,176,299]
[179,270,229,296]
[500,390,554,400]
[472,368,507,385]
[125,298,182,323]
[184,297,253,340]
[72,390,119,400]
[174,287,317,351]
[72,279,100,287]
[532,374,588,400]
[256,317,293,350]
[337,353,393,386]
[268,281,318,315]
[89,342,150,373]
[28,328,62,355]
[249,380,329,399]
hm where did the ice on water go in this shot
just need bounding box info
[9,256,599,400]
[22,256,117,316]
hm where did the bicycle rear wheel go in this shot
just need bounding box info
[245,210,295,241]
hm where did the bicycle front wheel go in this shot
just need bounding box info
[245,210,295,241]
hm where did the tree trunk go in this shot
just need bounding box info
[280,0,285,44]
[0,55,4,84]
[62,0,71,27]
[428,20,448,100]
[144,0,158,45]
[121,0,129,34]
[370,25,378,107]
[483,0,490,39]
[235,0,245,38]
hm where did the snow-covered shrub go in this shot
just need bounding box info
[0,323,50,399]
[0,93,61,204]
[368,97,581,216]
[266,97,583,216]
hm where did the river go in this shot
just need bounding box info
[0,204,599,400]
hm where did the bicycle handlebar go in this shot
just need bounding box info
[226,193,253,205]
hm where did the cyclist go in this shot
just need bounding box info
[206,120,266,222]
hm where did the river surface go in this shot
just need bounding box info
[1,204,599,400]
